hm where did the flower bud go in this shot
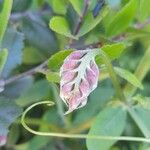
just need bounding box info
[60,50,99,114]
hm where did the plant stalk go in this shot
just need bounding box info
[124,46,150,97]
[98,50,126,101]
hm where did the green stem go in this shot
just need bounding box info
[97,50,125,101]
[124,46,150,97]
[51,83,70,127]
[21,101,150,143]
[15,118,64,132]
[0,0,13,46]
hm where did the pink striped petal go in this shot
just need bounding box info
[61,60,79,71]
[86,68,97,86]
[68,51,86,60]
[80,79,90,96]
[60,83,73,99]
[61,71,76,83]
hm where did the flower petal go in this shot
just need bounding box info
[61,60,79,71]
[0,136,7,146]
[61,71,77,83]
[68,51,86,60]
[80,79,90,96]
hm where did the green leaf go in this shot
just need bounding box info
[7,125,20,145]
[106,0,138,37]
[101,43,126,60]
[3,76,34,99]
[27,136,50,150]
[0,97,22,145]
[86,106,126,150]
[114,67,144,90]
[51,0,67,15]
[96,43,126,64]
[16,80,52,107]
[46,72,60,83]
[49,16,77,39]
[0,48,8,72]
[0,0,13,44]
[132,95,150,109]
[23,47,46,64]
[21,16,57,55]
[30,0,45,10]
[12,0,31,12]
[89,0,98,10]
[134,106,150,132]
[77,6,109,37]
[1,28,24,77]
[124,46,150,97]
[125,27,150,41]
[139,0,150,21]
[128,105,150,137]
[48,50,73,71]
[68,0,84,16]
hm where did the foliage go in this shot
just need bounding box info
[0,0,150,150]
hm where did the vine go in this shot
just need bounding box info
[21,100,150,143]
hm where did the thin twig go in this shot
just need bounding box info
[135,18,150,29]
[21,101,150,143]
[74,0,90,35]
[124,46,150,97]
[69,42,102,49]
[10,10,53,21]
[5,60,48,85]
[15,118,64,132]
[68,0,90,46]
[112,18,150,42]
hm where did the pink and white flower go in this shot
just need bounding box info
[60,50,99,114]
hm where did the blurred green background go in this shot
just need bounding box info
[0,0,150,150]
